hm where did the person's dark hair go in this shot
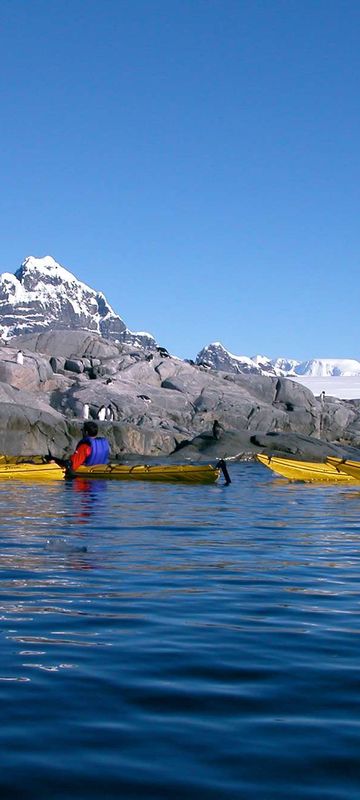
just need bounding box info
[82,421,98,437]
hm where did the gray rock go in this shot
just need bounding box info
[50,356,66,373]
[64,359,84,374]
[319,401,357,442]
[274,377,316,411]
[170,426,360,463]
[13,330,122,360]
[96,364,118,378]
[0,347,53,390]
[0,400,70,457]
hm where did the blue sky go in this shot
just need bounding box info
[0,0,359,360]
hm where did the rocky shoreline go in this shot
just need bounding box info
[0,329,359,465]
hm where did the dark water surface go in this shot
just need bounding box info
[1,462,360,799]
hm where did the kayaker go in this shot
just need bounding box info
[70,421,110,471]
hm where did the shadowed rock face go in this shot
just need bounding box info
[0,330,360,461]
[169,428,360,463]
[0,381,70,456]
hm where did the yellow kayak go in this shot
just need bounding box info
[0,457,220,484]
[326,457,360,481]
[256,453,357,483]
[72,463,221,484]
[0,459,64,481]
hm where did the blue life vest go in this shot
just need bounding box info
[79,436,110,466]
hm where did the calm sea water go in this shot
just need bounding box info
[1,462,360,799]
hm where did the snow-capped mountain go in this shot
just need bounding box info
[0,256,156,348]
[196,342,278,375]
[196,342,360,378]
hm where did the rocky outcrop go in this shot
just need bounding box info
[0,345,53,390]
[0,329,359,461]
[170,427,359,463]
[13,330,124,360]
[0,382,70,456]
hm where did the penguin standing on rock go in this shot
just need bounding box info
[212,420,224,440]
[97,406,106,421]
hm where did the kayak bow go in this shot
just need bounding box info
[256,453,357,483]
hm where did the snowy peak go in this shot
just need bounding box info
[18,255,75,283]
[196,342,277,375]
[15,255,113,304]
[0,255,156,348]
[16,256,108,300]
[196,343,360,378]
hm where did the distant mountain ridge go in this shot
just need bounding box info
[0,258,358,379]
[0,256,156,348]
[195,342,360,378]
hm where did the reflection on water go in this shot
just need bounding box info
[1,463,360,798]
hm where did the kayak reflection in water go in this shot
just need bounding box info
[70,421,110,472]
[71,477,108,524]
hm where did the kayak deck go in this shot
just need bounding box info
[73,463,221,484]
[256,453,357,483]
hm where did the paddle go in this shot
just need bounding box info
[45,452,72,473]
[216,459,231,485]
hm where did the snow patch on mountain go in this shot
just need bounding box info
[271,357,300,374]
[292,359,360,377]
